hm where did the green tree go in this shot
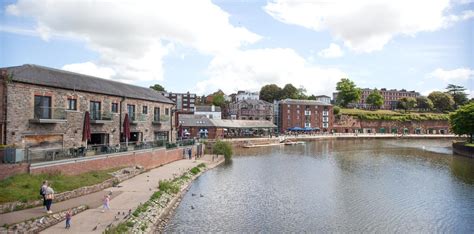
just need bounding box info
[446,84,468,109]
[213,140,233,162]
[428,91,454,112]
[333,106,341,115]
[335,78,361,107]
[397,97,417,112]
[307,95,317,100]
[449,102,474,143]
[280,84,299,99]
[366,89,384,109]
[259,84,282,102]
[297,86,308,99]
[150,84,166,92]
[212,94,225,107]
[416,96,434,111]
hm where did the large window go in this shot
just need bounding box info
[67,99,77,110]
[90,101,101,120]
[154,107,160,122]
[165,108,169,115]
[34,95,51,119]
[127,104,135,120]
[143,106,148,114]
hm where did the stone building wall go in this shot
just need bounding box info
[4,82,173,149]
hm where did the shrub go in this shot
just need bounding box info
[213,140,233,162]
[190,167,200,175]
[158,180,180,194]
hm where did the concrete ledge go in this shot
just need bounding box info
[453,142,474,158]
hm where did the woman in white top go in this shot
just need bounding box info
[44,184,55,214]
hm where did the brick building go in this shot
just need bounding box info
[228,99,273,121]
[0,64,175,152]
[276,99,333,133]
[333,88,420,109]
[163,92,196,112]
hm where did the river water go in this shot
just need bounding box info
[164,139,474,232]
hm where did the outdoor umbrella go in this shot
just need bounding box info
[123,113,131,146]
[303,127,313,131]
[82,111,91,147]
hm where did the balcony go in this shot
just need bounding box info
[152,115,170,126]
[30,107,67,124]
[304,110,311,116]
[130,113,147,124]
[90,111,113,124]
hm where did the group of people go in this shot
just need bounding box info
[184,144,204,160]
[40,180,111,229]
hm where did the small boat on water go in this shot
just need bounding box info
[284,141,305,145]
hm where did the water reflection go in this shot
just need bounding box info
[164,139,474,232]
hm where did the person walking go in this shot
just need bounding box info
[65,209,72,229]
[188,148,192,160]
[44,183,55,214]
[40,180,48,211]
[102,194,110,212]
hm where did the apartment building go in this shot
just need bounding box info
[276,99,333,133]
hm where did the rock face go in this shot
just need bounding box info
[0,205,87,233]
[0,166,144,214]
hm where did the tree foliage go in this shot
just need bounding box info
[397,97,417,112]
[416,96,434,111]
[333,106,341,115]
[428,91,454,112]
[280,84,299,99]
[446,84,468,109]
[259,84,282,102]
[149,84,166,92]
[213,140,233,161]
[212,94,225,107]
[366,89,384,109]
[449,102,474,143]
[335,78,361,107]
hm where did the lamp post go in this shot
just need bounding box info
[170,107,177,143]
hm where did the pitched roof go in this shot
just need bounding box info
[2,64,174,104]
[179,115,276,128]
[195,105,221,112]
[235,99,272,105]
[278,98,332,106]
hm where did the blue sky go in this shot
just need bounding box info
[1,0,473,97]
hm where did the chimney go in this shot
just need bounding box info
[211,105,215,112]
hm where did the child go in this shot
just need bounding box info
[65,209,71,229]
[102,194,110,213]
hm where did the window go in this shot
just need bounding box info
[143,106,148,114]
[127,104,135,120]
[34,95,51,119]
[111,103,118,113]
[67,99,77,110]
[154,107,160,122]
[90,101,101,120]
[165,108,169,115]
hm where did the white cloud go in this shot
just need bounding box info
[6,0,261,83]
[195,48,347,95]
[429,68,474,82]
[62,62,116,79]
[318,43,344,58]
[264,0,472,53]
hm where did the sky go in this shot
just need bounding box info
[0,0,473,97]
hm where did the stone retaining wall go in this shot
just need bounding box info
[0,163,29,180]
[453,142,474,158]
[0,167,143,214]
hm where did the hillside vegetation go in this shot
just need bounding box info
[340,109,449,121]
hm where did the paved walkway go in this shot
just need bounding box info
[41,155,223,233]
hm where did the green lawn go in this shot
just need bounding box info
[340,108,449,121]
[465,143,474,147]
[0,168,118,204]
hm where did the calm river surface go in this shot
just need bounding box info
[164,139,474,232]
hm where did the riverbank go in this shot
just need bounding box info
[453,142,474,157]
[40,155,223,233]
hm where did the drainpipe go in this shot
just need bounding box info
[119,97,126,143]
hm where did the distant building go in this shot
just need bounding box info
[333,88,420,109]
[163,92,196,112]
[228,99,274,122]
[314,95,331,104]
[194,105,221,119]
[276,99,333,133]
[235,90,259,102]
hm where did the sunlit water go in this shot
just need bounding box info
[164,139,474,232]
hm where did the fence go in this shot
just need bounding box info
[2,139,196,164]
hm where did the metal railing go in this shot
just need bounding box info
[131,113,147,122]
[33,107,66,120]
[90,111,113,121]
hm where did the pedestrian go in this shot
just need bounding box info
[44,183,55,214]
[65,209,72,229]
[102,194,110,212]
[40,180,48,211]
[188,148,192,160]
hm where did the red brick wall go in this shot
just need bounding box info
[30,146,192,175]
[279,103,333,133]
[0,163,29,180]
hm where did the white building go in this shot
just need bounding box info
[314,95,331,104]
[235,90,259,102]
[194,105,221,119]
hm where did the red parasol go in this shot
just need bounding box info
[82,111,91,143]
[123,113,131,142]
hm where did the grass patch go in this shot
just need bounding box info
[190,167,201,175]
[0,168,118,204]
[158,180,180,194]
[197,163,206,168]
[465,143,474,147]
[132,201,151,217]
[340,108,449,121]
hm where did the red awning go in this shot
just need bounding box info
[82,111,91,142]
[123,113,131,141]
